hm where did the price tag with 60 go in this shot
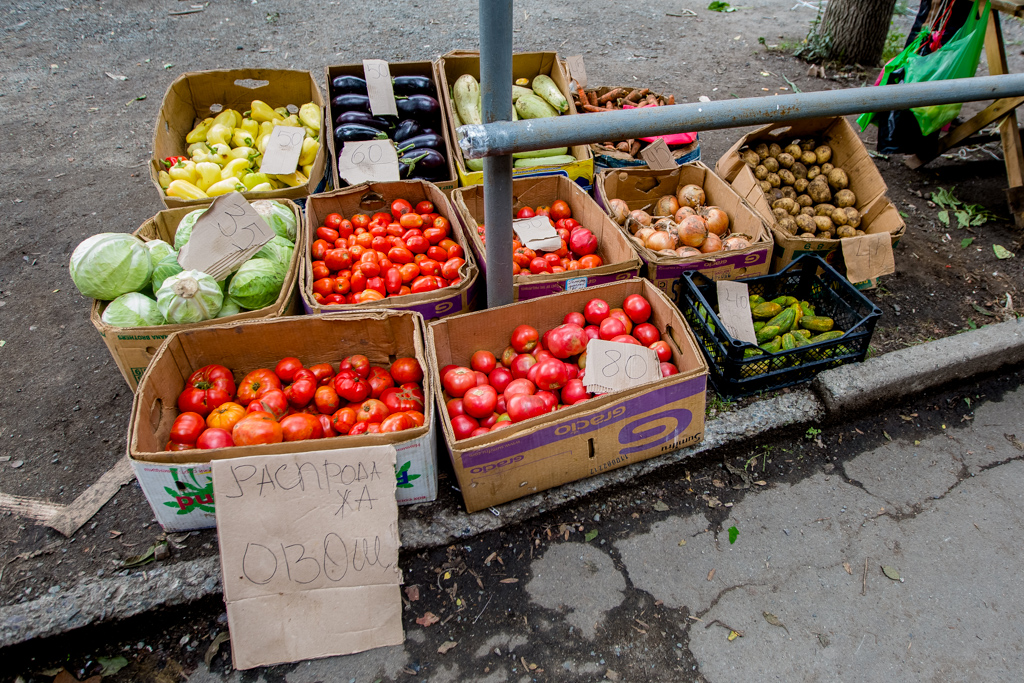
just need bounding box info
[337,140,400,185]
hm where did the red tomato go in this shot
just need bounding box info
[390,357,423,384]
[405,234,428,254]
[584,299,610,325]
[232,412,283,446]
[381,385,425,413]
[170,412,206,445]
[516,207,535,219]
[622,294,653,324]
[334,376,370,403]
[534,358,570,391]
[274,357,304,383]
[550,199,572,221]
[280,413,323,442]
[417,259,441,277]
[446,397,467,418]
[501,345,518,368]
[535,206,551,218]
[331,407,357,435]
[207,402,246,431]
[340,355,370,378]
[599,316,627,341]
[384,267,403,294]
[333,277,351,295]
[543,253,561,266]
[423,227,446,245]
[649,340,673,362]
[470,350,497,375]
[441,257,465,281]
[510,353,537,380]
[463,385,498,419]
[503,378,536,400]
[365,276,386,296]
[632,323,660,347]
[314,385,341,414]
[284,377,316,408]
[660,362,679,377]
[367,367,395,398]
[324,293,346,304]
[507,394,549,423]
[356,398,390,424]
[406,410,425,426]
[608,309,634,334]
[380,412,414,433]
[354,289,385,303]
[311,238,332,261]
[197,428,234,450]
[610,334,642,345]
[510,325,539,353]
[325,248,352,272]
[451,414,480,440]
[166,441,193,451]
[317,226,340,243]
[529,257,550,274]
[579,254,603,269]
[415,200,434,214]
[388,246,414,264]
[442,367,477,398]
[237,369,282,406]
[488,366,513,394]
[247,388,289,420]
[561,378,590,405]
[351,213,370,230]
[410,275,440,293]
[391,199,413,219]
[309,362,336,386]
[311,261,330,280]
[426,245,448,262]
[312,277,336,298]
[399,263,421,283]
[349,422,370,436]
[324,213,343,231]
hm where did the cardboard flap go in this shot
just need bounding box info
[841,232,896,283]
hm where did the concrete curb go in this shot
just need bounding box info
[3,318,1023,649]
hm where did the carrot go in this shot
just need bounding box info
[582,104,608,113]
[616,141,631,153]
[667,94,675,105]
[629,140,641,157]
[588,90,598,106]
[597,88,626,105]
[626,88,650,103]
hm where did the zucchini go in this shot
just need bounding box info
[515,93,559,120]
[513,147,569,159]
[453,74,482,126]
[514,154,576,168]
[532,75,569,112]
[511,85,534,102]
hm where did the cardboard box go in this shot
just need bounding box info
[127,311,438,531]
[91,199,304,391]
[427,279,708,512]
[300,180,480,320]
[451,175,642,301]
[593,162,774,302]
[152,69,327,209]
[715,117,905,279]
[435,51,595,190]
[324,61,457,193]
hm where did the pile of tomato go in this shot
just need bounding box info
[310,197,467,306]
[441,294,679,441]
[166,355,426,450]
[477,199,605,275]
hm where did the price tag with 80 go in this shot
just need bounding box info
[583,339,663,394]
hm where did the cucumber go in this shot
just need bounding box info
[453,74,482,125]
[515,93,559,120]
[514,154,577,168]
[465,158,484,172]
[511,85,534,102]
[531,75,569,112]
[800,316,835,333]
[512,147,569,159]
[751,302,782,320]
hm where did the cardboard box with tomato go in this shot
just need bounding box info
[451,175,642,302]
[128,310,438,532]
[427,279,708,513]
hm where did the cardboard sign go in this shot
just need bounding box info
[212,445,403,670]
[841,232,895,284]
[716,280,758,344]
[513,216,561,252]
[565,55,588,89]
[337,140,400,185]
[639,138,677,171]
[176,193,276,280]
[583,339,662,395]
[363,59,399,117]
[259,125,306,175]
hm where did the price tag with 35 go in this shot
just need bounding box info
[176,192,277,281]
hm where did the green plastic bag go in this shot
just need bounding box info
[856,29,930,131]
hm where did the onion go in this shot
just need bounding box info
[677,215,708,248]
[645,230,678,251]
[722,235,751,251]
[675,246,702,257]
[700,233,723,254]
[701,206,730,236]
[655,195,680,217]
[676,183,706,208]
[635,227,656,243]
[628,209,652,226]
[658,249,678,257]
[653,217,676,232]
[673,206,697,222]
[608,198,630,225]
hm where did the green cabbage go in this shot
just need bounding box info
[251,200,296,242]
[70,233,153,300]
[253,235,295,267]
[156,270,223,324]
[216,296,244,318]
[101,292,165,328]
[151,254,184,293]
[228,258,285,310]
[144,239,176,265]
[173,208,208,250]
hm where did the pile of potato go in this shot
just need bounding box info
[740,138,864,240]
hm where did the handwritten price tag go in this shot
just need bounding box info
[363,59,399,117]
[565,55,588,90]
[258,125,306,175]
[176,192,276,281]
[513,216,561,252]
[841,231,895,284]
[583,339,663,395]
[639,138,677,171]
[337,140,400,185]
[212,445,403,669]
[716,280,758,344]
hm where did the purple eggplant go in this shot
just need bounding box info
[331,75,367,94]
[393,119,422,143]
[393,75,435,96]
[399,148,447,178]
[334,110,395,132]
[396,94,441,121]
[331,93,372,113]
[397,133,446,153]
[334,123,389,143]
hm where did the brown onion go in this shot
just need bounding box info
[722,235,751,251]
[675,246,702,257]
[653,217,676,232]
[628,209,652,226]
[677,215,708,248]
[676,183,706,208]
[635,227,656,243]
[655,194,680,217]
[700,233,723,254]
[608,198,630,225]
[701,206,730,236]
[673,206,697,222]
[645,230,678,251]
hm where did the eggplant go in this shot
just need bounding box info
[392,75,436,96]
[331,93,372,113]
[334,110,395,132]
[396,133,446,153]
[393,119,422,142]
[334,123,389,143]
[331,75,368,95]
[396,94,441,121]
[399,148,447,179]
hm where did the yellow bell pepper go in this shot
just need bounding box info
[168,160,197,184]
[240,118,259,138]
[231,129,255,148]
[192,152,226,166]
[298,137,319,166]
[158,170,172,189]
[256,134,270,155]
[242,172,271,190]
[281,114,301,128]
[298,102,321,135]
[209,143,232,157]
[249,182,273,192]
[227,146,257,162]
[194,162,223,191]
[250,100,278,123]
[212,109,238,129]
[187,142,211,158]
[166,179,208,200]
[301,164,314,179]
[272,171,308,187]
[206,178,247,197]
[303,127,319,141]
[220,158,251,181]
[206,123,233,147]
[274,106,289,118]
[185,118,214,144]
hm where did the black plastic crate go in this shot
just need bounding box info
[676,254,882,398]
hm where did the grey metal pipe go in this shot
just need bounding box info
[478,0,515,308]
[459,73,1024,158]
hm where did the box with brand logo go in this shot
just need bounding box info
[127,310,437,531]
[426,279,708,512]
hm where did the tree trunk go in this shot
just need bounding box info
[818,0,898,66]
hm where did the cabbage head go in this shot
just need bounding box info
[144,239,176,265]
[173,208,208,250]
[253,235,295,268]
[216,296,244,318]
[228,258,285,310]
[70,233,153,300]
[156,270,223,324]
[151,254,184,293]
[251,200,296,242]
[101,292,165,328]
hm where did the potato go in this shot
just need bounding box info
[834,188,856,208]
[817,230,833,241]
[854,229,866,236]
[758,180,772,194]
[777,152,795,169]
[763,157,779,173]
[801,150,818,165]
[754,143,769,160]
[815,145,833,165]
[778,168,796,186]
[820,162,834,176]
[777,216,798,236]
[768,142,783,158]
[814,203,836,217]
[800,206,816,217]
[827,168,849,191]
[807,179,831,204]
[830,207,848,226]
[807,165,821,181]
[772,197,797,214]
[800,139,817,152]
[795,214,817,234]
[741,149,760,168]
[844,207,861,228]
[791,162,808,180]
[796,194,813,208]
[799,232,817,239]
[781,186,797,200]
[754,164,769,180]
[772,207,790,222]
[784,143,802,157]
[767,172,781,188]
[794,177,809,193]
[813,215,834,233]
[836,225,857,239]
[770,187,784,201]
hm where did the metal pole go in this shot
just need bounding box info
[479,0,515,308]
[458,73,1024,158]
